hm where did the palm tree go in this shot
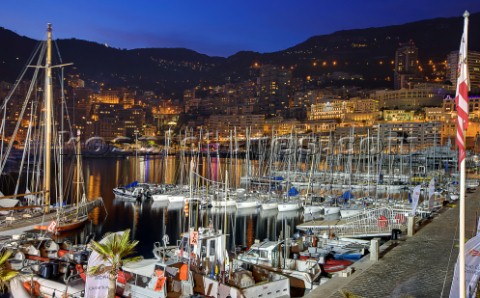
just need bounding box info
[0,250,19,296]
[87,229,143,298]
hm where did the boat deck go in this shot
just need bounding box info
[0,198,104,236]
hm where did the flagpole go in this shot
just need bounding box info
[460,158,466,298]
[459,10,469,298]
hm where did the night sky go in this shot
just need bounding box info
[1,0,480,57]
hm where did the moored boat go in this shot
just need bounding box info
[238,240,322,291]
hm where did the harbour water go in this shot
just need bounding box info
[77,155,305,258]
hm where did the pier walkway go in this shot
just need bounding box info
[307,187,480,298]
[298,206,410,238]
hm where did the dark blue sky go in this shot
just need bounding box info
[1,0,480,57]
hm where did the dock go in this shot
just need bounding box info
[306,188,480,298]
[297,206,410,237]
[0,197,104,236]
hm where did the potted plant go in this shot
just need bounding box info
[87,230,142,298]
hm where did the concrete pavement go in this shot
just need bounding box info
[306,188,480,298]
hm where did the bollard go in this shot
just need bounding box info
[391,228,402,240]
[370,238,379,261]
[407,215,415,237]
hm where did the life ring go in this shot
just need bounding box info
[378,215,388,228]
[23,280,41,297]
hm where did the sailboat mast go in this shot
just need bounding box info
[44,23,53,213]
[76,130,81,213]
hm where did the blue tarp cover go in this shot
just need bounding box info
[288,187,299,196]
[125,181,138,188]
[342,190,354,200]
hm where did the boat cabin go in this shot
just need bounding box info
[177,228,228,271]
[120,258,193,297]
[240,241,281,267]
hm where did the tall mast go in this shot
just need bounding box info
[76,130,81,213]
[44,23,53,213]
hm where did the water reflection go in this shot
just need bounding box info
[75,156,305,258]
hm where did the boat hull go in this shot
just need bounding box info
[236,200,258,209]
[278,202,302,212]
[34,216,89,233]
[262,202,278,210]
[303,205,324,214]
[322,259,353,273]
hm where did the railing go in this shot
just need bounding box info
[332,207,409,237]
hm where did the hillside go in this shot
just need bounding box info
[0,12,479,95]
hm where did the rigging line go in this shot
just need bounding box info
[0,48,45,174]
[192,171,225,187]
[54,40,75,138]
[53,39,64,64]
[14,100,35,196]
[29,97,42,199]
[53,130,62,208]
[0,41,44,111]
[76,137,88,200]
[0,108,5,162]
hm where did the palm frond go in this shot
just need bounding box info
[118,230,131,249]
[0,270,19,282]
[122,256,143,266]
[86,229,141,279]
[87,264,113,276]
[0,251,13,266]
[89,242,113,261]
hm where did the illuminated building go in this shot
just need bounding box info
[372,86,445,109]
[206,114,265,136]
[447,50,480,89]
[374,122,442,149]
[86,102,124,139]
[383,110,417,121]
[424,107,446,122]
[308,99,354,121]
[394,41,423,90]
[95,89,121,104]
[258,65,292,116]
[305,120,338,133]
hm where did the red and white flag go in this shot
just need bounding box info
[455,14,470,165]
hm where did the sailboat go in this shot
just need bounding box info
[34,130,89,233]
[0,24,102,235]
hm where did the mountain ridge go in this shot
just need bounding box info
[0,12,479,95]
